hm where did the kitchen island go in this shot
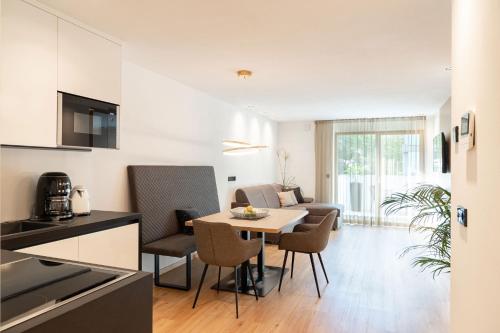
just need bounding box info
[0,250,152,333]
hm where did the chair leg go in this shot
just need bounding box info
[234,266,239,319]
[309,253,321,298]
[247,262,259,301]
[154,254,192,290]
[217,266,221,293]
[192,263,208,309]
[278,250,289,292]
[291,252,295,279]
[317,253,329,284]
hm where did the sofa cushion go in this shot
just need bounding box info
[175,209,200,235]
[235,184,281,209]
[260,185,281,208]
[286,187,305,203]
[271,183,283,192]
[235,187,268,207]
[278,191,297,207]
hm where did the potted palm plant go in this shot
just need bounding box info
[381,184,451,277]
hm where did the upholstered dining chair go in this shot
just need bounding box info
[278,211,337,298]
[192,220,261,318]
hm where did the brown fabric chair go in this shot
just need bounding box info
[278,211,337,298]
[192,220,261,318]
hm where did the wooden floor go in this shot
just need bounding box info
[153,225,449,333]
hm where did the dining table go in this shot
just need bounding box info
[187,208,308,296]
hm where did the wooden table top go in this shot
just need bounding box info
[187,208,308,233]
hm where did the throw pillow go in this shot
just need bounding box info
[278,191,298,207]
[286,187,305,203]
[175,209,200,235]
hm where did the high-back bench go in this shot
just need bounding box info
[128,165,220,290]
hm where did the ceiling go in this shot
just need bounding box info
[38,0,451,121]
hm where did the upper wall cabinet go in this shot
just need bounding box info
[0,0,58,147]
[58,19,121,104]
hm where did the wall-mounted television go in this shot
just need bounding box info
[433,132,449,173]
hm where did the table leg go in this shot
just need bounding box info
[257,232,265,280]
[240,231,249,290]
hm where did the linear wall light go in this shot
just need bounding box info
[222,140,268,155]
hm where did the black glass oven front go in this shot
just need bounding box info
[58,92,118,149]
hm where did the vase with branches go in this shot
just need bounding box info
[276,149,296,189]
[381,184,451,278]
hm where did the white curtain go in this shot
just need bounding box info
[315,121,333,203]
[333,117,425,226]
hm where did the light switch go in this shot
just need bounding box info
[457,206,467,227]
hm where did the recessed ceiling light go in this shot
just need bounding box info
[237,69,252,79]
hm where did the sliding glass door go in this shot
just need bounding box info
[335,131,423,226]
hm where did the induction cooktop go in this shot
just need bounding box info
[0,257,135,331]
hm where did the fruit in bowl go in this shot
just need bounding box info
[230,206,269,219]
[244,205,257,217]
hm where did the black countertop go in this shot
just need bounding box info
[1,211,142,251]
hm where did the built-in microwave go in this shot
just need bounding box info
[57,92,119,149]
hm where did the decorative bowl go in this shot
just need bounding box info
[230,207,269,220]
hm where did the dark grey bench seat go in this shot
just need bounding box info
[143,234,196,258]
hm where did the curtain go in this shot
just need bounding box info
[333,117,425,226]
[315,121,333,203]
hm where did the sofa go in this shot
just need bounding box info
[231,184,343,243]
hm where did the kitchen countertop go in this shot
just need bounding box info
[0,211,142,251]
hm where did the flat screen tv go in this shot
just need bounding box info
[433,132,449,173]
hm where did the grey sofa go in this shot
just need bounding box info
[232,184,343,243]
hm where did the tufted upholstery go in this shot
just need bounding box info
[128,165,220,246]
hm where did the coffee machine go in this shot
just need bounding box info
[32,172,73,221]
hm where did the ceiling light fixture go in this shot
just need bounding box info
[237,69,252,79]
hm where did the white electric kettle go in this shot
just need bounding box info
[70,185,91,216]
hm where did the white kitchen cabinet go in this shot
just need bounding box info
[0,0,58,147]
[78,224,139,270]
[16,237,79,261]
[58,19,121,104]
[15,224,139,270]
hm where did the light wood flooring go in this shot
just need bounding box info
[153,225,449,333]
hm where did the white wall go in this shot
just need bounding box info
[0,59,277,270]
[451,1,500,332]
[277,121,315,197]
[425,97,452,188]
